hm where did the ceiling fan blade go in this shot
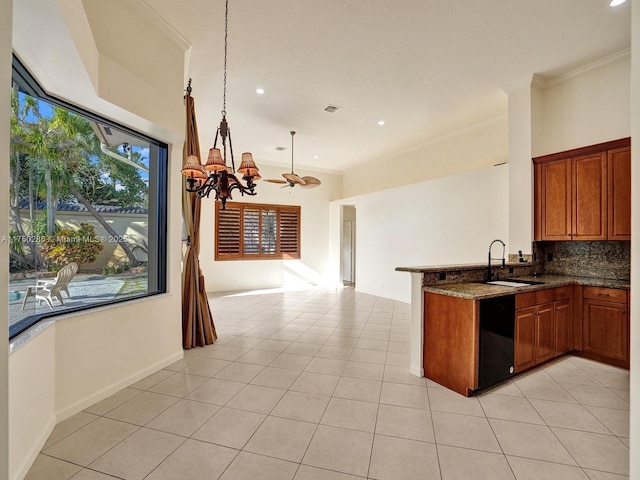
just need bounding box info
[264,178,288,184]
[283,173,306,185]
[300,176,321,189]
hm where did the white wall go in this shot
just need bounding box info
[506,78,542,255]
[1,0,12,478]
[8,327,55,479]
[536,53,631,157]
[342,115,508,198]
[336,165,509,303]
[9,2,185,479]
[629,2,638,478]
[199,162,343,292]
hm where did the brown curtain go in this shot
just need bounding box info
[182,90,217,348]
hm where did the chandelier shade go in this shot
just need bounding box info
[238,152,259,176]
[205,148,227,172]
[182,154,207,178]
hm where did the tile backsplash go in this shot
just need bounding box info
[535,241,630,280]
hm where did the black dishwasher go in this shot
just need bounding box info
[478,294,515,390]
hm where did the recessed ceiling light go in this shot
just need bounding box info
[256,88,265,94]
[377,120,385,126]
[610,0,626,6]
[314,155,319,159]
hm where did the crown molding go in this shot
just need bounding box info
[544,48,630,88]
[130,0,191,52]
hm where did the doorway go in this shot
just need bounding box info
[342,206,356,286]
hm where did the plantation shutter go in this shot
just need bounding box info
[243,207,260,255]
[215,203,241,259]
[279,207,300,257]
[261,209,277,254]
[215,202,300,260]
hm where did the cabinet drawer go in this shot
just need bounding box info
[516,288,559,308]
[516,292,536,309]
[535,288,555,305]
[583,286,627,303]
[554,286,571,301]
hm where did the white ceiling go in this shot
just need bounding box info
[144,0,630,173]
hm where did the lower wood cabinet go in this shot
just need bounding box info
[515,287,572,373]
[582,286,629,366]
[554,299,571,355]
[422,284,629,396]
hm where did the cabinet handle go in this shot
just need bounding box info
[556,308,560,311]
[598,293,611,297]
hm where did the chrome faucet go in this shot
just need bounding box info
[487,239,506,281]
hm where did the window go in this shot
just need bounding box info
[215,202,301,260]
[8,56,167,339]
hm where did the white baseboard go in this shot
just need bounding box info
[11,414,56,480]
[55,350,183,421]
[409,365,424,377]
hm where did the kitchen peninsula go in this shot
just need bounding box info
[396,262,630,396]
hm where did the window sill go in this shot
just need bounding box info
[8,291,172,355]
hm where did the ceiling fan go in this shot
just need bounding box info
[265,131,321,189]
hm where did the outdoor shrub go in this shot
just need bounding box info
[40,222,103,268]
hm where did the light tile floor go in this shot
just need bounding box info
[25,287,630,480]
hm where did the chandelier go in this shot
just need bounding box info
[181,0,259,209]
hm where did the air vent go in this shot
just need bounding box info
[275,146,286,151]
[324,104,341,113]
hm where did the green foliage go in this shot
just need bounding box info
[9,91,150,269]
[9,229,25,257]
[10,92,150,209]
[40,223,103,268]
[30,210,59,237]
[102,261,130,276]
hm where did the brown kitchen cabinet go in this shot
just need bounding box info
[554,298,571,355]
[536,158,572,241]
[607,146,631,240]
[582,286,629,367]
[514,287,572,373]
[534,138,630,241]
[423,292,478,396]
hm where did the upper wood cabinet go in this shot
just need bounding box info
[572,152,607,240]
[607,147,631,240]
[534,138,630,241]
[536,159,572,240]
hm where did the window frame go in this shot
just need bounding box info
[9,55,168,339]
[215,201,301,261]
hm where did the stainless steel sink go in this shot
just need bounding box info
[484,279,545,287]
[485,280,533,287]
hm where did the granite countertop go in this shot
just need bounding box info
[423,274,630,300]
[395,263,516,274]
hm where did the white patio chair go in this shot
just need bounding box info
[21,262,79,310]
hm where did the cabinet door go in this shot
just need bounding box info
[538,159,572,241]
[515,307,536,373]
[554,299,571,355]
[535,303,556,363]
[583,299,628,361]
[607,147,631,240]
[572,152,607,240]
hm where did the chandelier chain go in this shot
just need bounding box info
[222,0,229,117]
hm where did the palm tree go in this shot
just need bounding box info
[10,93,148,269]
[48,107,142,267]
